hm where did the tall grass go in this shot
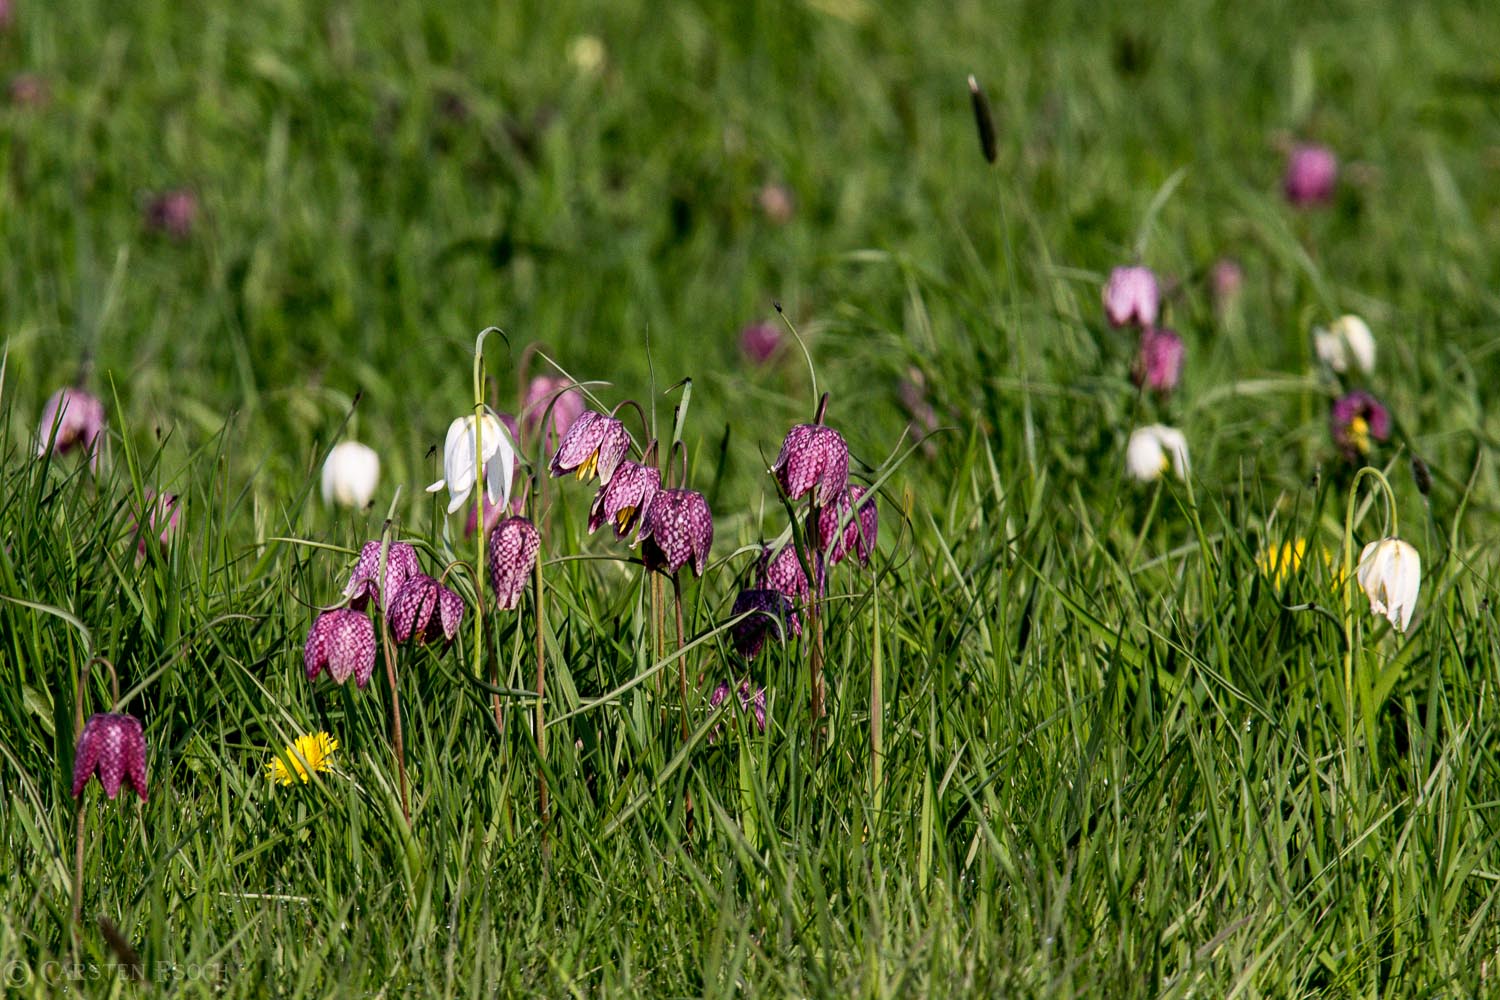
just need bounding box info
[3,0,1500,996]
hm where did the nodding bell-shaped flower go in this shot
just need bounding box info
[772,424,849,507]
[1313,315,1376,375]
[305,609,377,688]
[1102,266,1161,329]
[1125,425,1190,482]
[522,376,585,447]
[342,540,421,610]
[759,543,823,602]
[133,491,181,559]
[639,488,713,577]
[549,410,632,485]
[1330,390,1391,461]
[1356,538,1420,633]
[588,460,661,538]
[387,574,464,645]
[730,588,801,660]
[427,413,517,515]
[72,713,149,800]
[816,485,879,568]
[488,515,541,611]
[739,322,783,365]
[709,680,767,739]
[145,188,198,240]
[36,387,106,471]
[321,441,381,509]
[1132,327,1184,395]
[1283,143,1337,207]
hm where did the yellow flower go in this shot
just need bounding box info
[268,732,339,786]
[1257,539,1308,587]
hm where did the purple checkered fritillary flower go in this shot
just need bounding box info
[1131,326,1184,395]
[759,542,823,602]
[639,488,713,576]
[488,516,541,611]
[709,680,767,740]
[387,575,465,645]
[771,424,849,507]
[36,387,106,471]
[72,713,149,800]
[522,375,585,449]
[815,484,879,568]
[1284,143,1337,207]
[1102,266,1160,329]
[730,588,801,660]
[1331,390,1391,461]
[588,460,661,538]
[549,410,632,485]
[342,541,421,611]
[304,609,377,688]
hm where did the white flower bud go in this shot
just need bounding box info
[321,441,380,509]
[1356,537,1420,633]
[1125,425,1190,482]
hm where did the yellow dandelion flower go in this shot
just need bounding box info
[268,732,339,786]
[1257,539,1308,587]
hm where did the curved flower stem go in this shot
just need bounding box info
[808,500,826,740]
[71,656,120,945]
[1340,466,1398,791]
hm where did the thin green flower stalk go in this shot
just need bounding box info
[376,514,410,824]
[1340,466,1398,783]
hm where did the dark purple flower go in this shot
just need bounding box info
[72,713,149,800]
[1331,390,1391,461]
[771,424,849,507]
[522,376,585,449]
[1102,266,1160,329]
[588,460,661,538]
[548,410,632,485]
[815,484,879,568]
[730,588,801,660]
[36,387,106,470]
[1131,326,1184,395]
[133,491,181,559]
[145,189,198,240]
[739,323,782,365]
[488,516,541,611]
[709,680,767,739]
[759,543,823,602]
[342,541,421,611]
[304,609,377,688]
[387,574,464,645]
[1284,144,1337,207]
[639,489,713,577]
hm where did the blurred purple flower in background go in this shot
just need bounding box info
[1102,266,1160,329]
[145,189,198,240]
[36,387,106,471]
[1330,390,1391,460]
[1131,327,1184,395]
[739,322,783,365]
[1284,144,1337,207]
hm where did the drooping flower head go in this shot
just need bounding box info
[1211,258,1243,311]
[730,588,801,660]
[772,423,849,507]
[145,189,198,240]
[549,410,632,485]
[342,540,421,610]
[1356,538,1420,633]
[1330,390,1391,461]
[268,732,339,786]
[133,491,181,559]
[588,460,661,538]
[427,413,517,515]
[739,323,783,365]
[1125,425,1190,482]
[488,515,541,611]
[1131,326,1184,395]
[709,680,768,738]
[816,485,879,568]
[1102,266,1161,329]
[1313,315,1376,375]
[321,441,381,509]
[759,542,823,602]
[639,488,713,577]
[1283,143,1337,207]
[522,376,585,448]
[72,713,148,800]
[387,574,464,645]
[36,387,106,471]
[304,609,377,688]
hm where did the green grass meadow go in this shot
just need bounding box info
[4,0,1500,995]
